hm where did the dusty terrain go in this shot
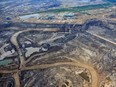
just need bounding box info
[0,1,116,87]
[0,17,116,87]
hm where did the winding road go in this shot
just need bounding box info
[11,31,26,69]
[0,61,99,87]
[10,28,58,68]
[0,29,99,87]
[22,62,98,87]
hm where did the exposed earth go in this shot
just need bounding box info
[0,0,116,87]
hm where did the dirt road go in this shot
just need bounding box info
[0,29,99,87]
[0,61,99,87]
[11,31,25,68]
[87,31,116,46]
[10,28,58,68]
[12,72,20,87]
[22,62,98,87]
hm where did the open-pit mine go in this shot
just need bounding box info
[0,0,116,87]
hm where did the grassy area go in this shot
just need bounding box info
[39,3,114,14]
